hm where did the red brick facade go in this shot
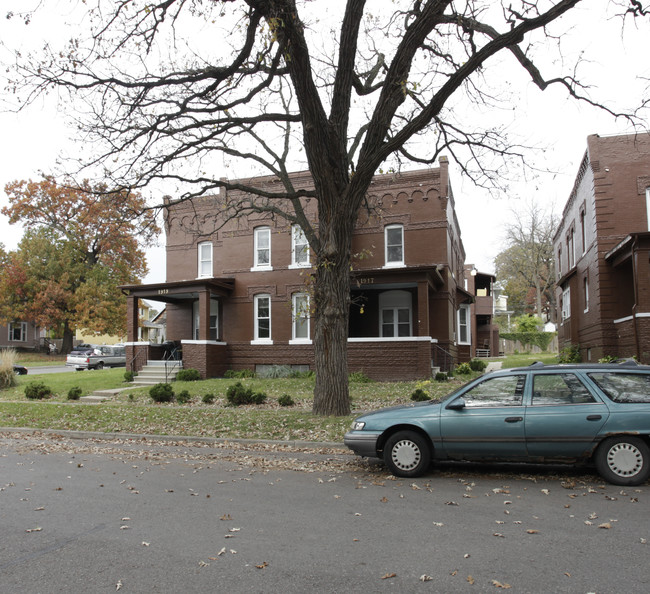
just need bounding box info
[554,133,650,362]
[123,160,478,379]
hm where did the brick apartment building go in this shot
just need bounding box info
[554,132,650,362]
[122,159,479,380]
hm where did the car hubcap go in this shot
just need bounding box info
[607,442,643,477]
[391,440,421,471]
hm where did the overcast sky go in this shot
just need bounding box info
[0,1,648,282]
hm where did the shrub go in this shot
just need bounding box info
[224,369,256,379]
[0,348,18,390]
[149,383,175,403]
[226,382,267,406]
[25,381,53,400]
[434,372,448,382]
[410,388,431,402]
[176,389,191,404]
[455,362,472,375]
[469,358,488,372]
[349,371,373,383]
[202,393,216,404]
[176,368,201,382]
[123,370,135,382]
[67,386,83,400]
[598,355,618,363]
[288,369,315,379]
[278,394,295,407]
[558,343,581,363]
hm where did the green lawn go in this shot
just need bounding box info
[1,353,558,442]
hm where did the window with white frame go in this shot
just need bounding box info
[384,224,404,267]
[254,294,272,342]
[291,225,310,267]
[379,290,412,337]
[291,293,310,342]
[197,242,213,278]
[8,322,27,342]
[458,304,471,344]
[557,245,562,277]
[253,227,272,270]
[583,276,589,313]
[562,286,571,321]
[193,299,220,341]
[567,227,575,269]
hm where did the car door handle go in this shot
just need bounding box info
[504,417,523,423]
[586,415,602,421]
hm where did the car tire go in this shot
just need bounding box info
[595,436,650,486]
[95,362,104,370]
[384,430,431,478]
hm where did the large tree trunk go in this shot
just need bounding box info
[311,211,354,416]
[61,320,75,354]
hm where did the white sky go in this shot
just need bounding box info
[0,1,648,281]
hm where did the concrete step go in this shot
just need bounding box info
[131,362,183,386]
[80,388,125,403]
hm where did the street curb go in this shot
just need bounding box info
[0,426,346,451]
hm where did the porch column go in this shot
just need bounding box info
[417,281,430,336]
[198,290,210,340]
[127,295,139,342]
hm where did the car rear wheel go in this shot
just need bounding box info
[95,362,104,370]
[595,436,650,486]
[384,430,431,478]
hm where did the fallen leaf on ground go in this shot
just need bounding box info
[420,575,433,582]
[492,580,512,589]
[598,522,612,529]
[467,576,475,585]
[255,561,269,569]
[381,573,396,580]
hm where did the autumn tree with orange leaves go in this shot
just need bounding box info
[0,179,159,353]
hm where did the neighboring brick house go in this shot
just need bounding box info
[554,133,650,362]
[122,159,474,379]
[0,321,41,351]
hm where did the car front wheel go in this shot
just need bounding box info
[384,430,431,478]
[595,436,650,486]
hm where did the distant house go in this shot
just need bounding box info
[554,132,650,362]
[122,160,475,379]
[0,320,42,351]
[461,265,499,359]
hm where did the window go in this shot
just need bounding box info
[197,242,213,278]
[291,293,310,342]
[583,276,589,313]
[8,322,26,342]
[567,227,575,269]
[291,225,310,267]
[191,300,218,340]
[580,209,586,254]
[379,290,412,337]
[384,224,404,267]
[253,227,272,270]
[562,286,571,321]
[458,304,470,344]
[557,246,562,277]
[459,375,526,408]
[253,294,272,342]
[531,373,595,405]
[589,372,650,403]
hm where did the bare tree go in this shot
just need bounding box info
[495,201,557,322]
[3,0,646,414]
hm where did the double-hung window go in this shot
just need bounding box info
[291,293,311,343]
[458,304,471,344]
[562,286,571,321]
[253,227,272,270]
[253,294,272,343]
[8,322,27,342]
[291,225,310,268]
[384,224,404,267]
[197,242,213,278]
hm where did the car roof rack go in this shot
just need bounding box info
[617,358,639,367]
[529,361,546,368]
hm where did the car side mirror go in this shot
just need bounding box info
[447,397,466,410]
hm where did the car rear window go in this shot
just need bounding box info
[588,372,650,403]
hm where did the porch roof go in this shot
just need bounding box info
[120,278,235,303]
[605,232,650,267]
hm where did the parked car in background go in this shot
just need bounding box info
[66,344,126,370]
[345,361,650,486]
[13,364,28,375]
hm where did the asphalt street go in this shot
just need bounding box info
[1,431,649,593]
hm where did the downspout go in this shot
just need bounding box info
[631,236,641,361]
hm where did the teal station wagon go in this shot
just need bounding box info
[344,361,650,485]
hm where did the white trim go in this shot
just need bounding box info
[181,340,226,346]
[197,241,213,278]
[614,313,650,324]
[382,263,407,270]
[288,263,311,270]
[124,341,150,346]
[289,339,313,345]
[384,223,404,267]
[646,187,650,232]
[348,336,432,343]
[253,226,272,270]
[291,224,310,267]
[250,339,274,345]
